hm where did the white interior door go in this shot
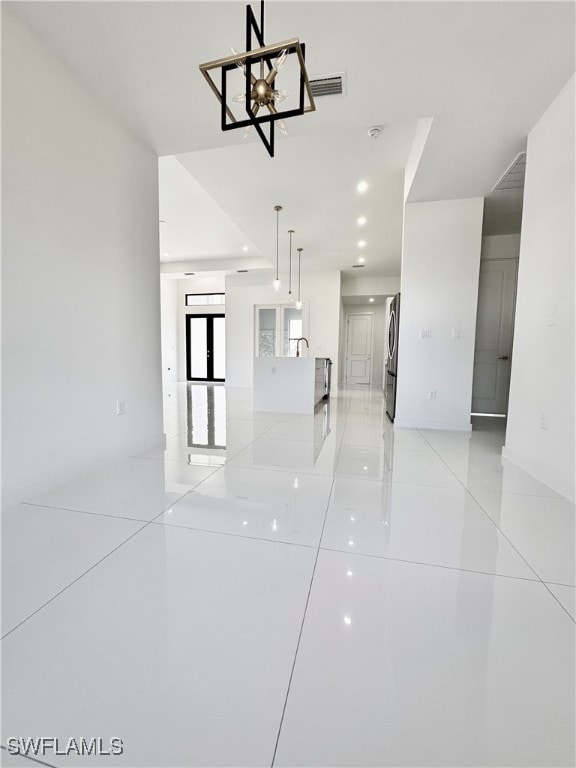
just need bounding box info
[346,313,373,385]
[472,258,518,414]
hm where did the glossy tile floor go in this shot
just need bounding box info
[2,383,574,767]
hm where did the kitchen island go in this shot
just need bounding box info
[253,357,331,414]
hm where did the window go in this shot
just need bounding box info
[255,304,307,357]
[185,293,225,306]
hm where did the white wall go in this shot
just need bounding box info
[396,198,484,430]
[2,10,163,507]
[160,277,178,385]
[225,271,341,389]
[481,234,521,261]
[504,75,575,502]
[341,276,401,297]
[404,117,434,202]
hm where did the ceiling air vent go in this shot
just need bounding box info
[352,264,365,268]
[492,152,527,192]
[309,72,346,98]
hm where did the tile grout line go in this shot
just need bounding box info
[21,459,221,525]
[318,545,546,583]
[145,403,350,539]
[6,452,229,639]
[133,412,287,494]
[537,582,576,622]
[20,501,152,525]
[270,392,355,766]
[417,428,576,624]
[147,519,319,550]
[1,512,163,641]
[417,428,544,580]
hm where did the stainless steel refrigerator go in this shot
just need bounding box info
[385,293,400,422]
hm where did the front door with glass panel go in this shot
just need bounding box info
[186,314,225,382]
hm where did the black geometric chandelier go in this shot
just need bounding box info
[199,0,316,157]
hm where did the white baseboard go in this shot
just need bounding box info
[501,446,575,503]
[393,418,472,432]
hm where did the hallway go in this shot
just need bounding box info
[2,385,574,767]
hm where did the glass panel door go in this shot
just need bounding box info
[188,317,208,379]
[213,317,226,380]
[186,314,225,381]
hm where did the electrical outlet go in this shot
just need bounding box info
[540,411,548,429]
[428,389,437,400]
[116,400,125,416]
[451,328,460,339]
[271,366,276,374]
[419,329,432,339]
[547,311,556,326]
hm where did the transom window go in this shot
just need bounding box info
[185,293,225,306]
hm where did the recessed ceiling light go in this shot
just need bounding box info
[357,216,367,226]
[159,219,166,224]
[242,246,249,252]
[369,297,375,302]
[358,256,366,264]
[163,252,171,258]
[358,241,366,248]
[357,181,369,193]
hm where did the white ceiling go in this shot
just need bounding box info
[176,122,415,275]
[159,155,263,264]
[13,1,575,275]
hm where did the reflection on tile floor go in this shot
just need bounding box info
[2,384,574,767]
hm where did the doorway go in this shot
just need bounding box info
[186,314,225,382]
[472,258,518,414]
[345,313,373,385]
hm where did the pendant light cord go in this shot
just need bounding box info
[288,230,294,295]
[296,247,303,308]
[276,208,279,280]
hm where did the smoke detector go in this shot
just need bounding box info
[367,125,383,139]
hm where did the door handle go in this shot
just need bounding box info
[498,355,509,360]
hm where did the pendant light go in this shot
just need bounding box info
[296,248,303,309]
[273,205,282,291]
[287,230,294,295]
